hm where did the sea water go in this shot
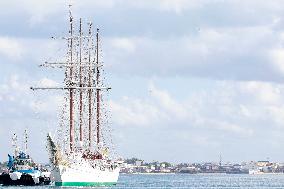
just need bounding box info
[3,173,284,188]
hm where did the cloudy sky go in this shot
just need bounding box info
[2,0,284,164]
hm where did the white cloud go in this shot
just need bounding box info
[76,0,208,14]
[0,37,24,60]
[211,120,253,136]
[112,79,284,140]
[1,0,284,27]
[0,75,29,101]
[0,0,67,25]
[104,25,282,81]
[37,78,59,88]
[0,75,62,116]
[239,104,251,117]
[267,106,284,126]
[110,81,265,137]
[149,83,188,120]
[240,81,282,105]
[30,94,63,115]
[110,96,161,127]
[158,0,205,14]
[2,1,284,81]
[109,38,136,53]
[270,48,284,74]
[110,83,191,128]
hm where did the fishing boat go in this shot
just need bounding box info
[0,131,51,186]
[31,5,121,187]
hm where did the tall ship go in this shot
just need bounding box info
[31,6,121,187]
[0,131,51,186]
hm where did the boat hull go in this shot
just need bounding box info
[0,173,51,186]
[52,164,120,187]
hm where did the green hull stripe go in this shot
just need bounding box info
[55,182,116,187]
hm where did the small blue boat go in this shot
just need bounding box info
[0,132,51,186]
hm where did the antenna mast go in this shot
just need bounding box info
[24,129,28,154]
[12,133,18,157]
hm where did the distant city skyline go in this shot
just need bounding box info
[1,0,284,163]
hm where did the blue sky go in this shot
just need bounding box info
[1,0,284,163]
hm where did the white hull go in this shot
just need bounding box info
[52,161,120,186]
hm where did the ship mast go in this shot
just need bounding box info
[96,28,100,146]
[79,18,83,143]
[31,6,111,154]
[88,22,93,148]
[68,5,74,151]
